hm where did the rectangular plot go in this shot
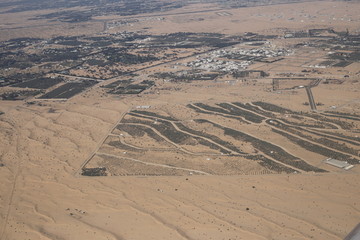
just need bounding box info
[39,81,97,99]
[332,61,352,67]
[12,77,63,89]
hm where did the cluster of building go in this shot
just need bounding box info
[213,46,292,58]
[184,57,251,72]
[106,17,165,30]
[182,45,291,72]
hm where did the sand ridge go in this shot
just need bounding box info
[0,0,359,239]
[0,82,359,239]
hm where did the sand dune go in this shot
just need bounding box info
[0,90,359,239]
[0,1,360,239]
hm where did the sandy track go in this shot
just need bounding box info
[0,1,359,239]
[115,122,233,157]
[222,102,360,160]
[0,103,358,239]
[76,107,131,175]
[188,103,252,124]
[97,152,211,175]
[268,119,360,160]
[127,111,244,154]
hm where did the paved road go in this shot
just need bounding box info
[305,87,317,111]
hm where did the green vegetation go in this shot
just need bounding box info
[131,110,177,121]
[196,119,326,172]
[232,102,275,118]
[217,103,265,123]
[267,119,359,155]
[187,104,249,123]
[175,122,244,154]
[244,155,296,173]
[272,128,358,164]
[252,102,295,114]
[82,167,107,176]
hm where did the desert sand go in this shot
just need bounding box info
[0,1,360,240]
[0,89,359,240]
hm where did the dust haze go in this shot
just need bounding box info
[0,0,359,239]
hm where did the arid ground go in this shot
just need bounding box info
[0,1,359,239]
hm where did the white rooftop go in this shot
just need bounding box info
[324,158,354,170]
